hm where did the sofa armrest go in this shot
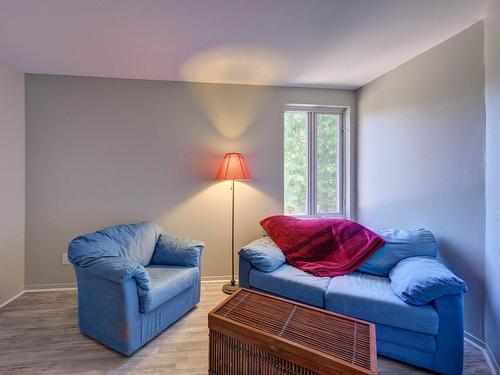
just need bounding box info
[389,256,467,305]
[433,294,465,375]
[72,257,151,297]
[151,233,204,267]
[239,256,253,288]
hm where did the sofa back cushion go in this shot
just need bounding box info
[69,221,162,267]
[357,228,438,276]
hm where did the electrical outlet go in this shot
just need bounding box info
[62,252,70,265]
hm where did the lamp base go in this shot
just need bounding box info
[222,282,239,295]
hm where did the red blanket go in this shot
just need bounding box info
[260,215,385,277]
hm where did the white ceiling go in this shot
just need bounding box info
[0,0,490,89]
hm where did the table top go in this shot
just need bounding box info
[209,288,377,375]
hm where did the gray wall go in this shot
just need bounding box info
[485,0,500,366]
[357,23,486,340]
[0,59,25,304]
[25,75,356,286]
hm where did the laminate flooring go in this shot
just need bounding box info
[0,283,491,375]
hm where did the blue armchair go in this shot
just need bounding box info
[68,221,204,356]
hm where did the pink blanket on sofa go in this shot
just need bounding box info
[260,215,385,277]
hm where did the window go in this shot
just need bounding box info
[284,106,347,217]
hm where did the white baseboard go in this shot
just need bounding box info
[25,283,77,292]
[465,331,485,349]
[201,275,238,283]
[487,344,500,375]
[21,277,233,291]
[0,288,25,309]
[465,332,500,375]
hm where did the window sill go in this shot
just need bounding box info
[287,214,346,219]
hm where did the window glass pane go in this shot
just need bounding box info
[316,114,339,213]
[284,111,308,215]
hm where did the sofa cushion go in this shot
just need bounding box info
[239,237,286,272]
[249,263,331,308]
[357,228,438,276]
[325,272,439,335]
[390,257,467,305]
[141,266,199,312]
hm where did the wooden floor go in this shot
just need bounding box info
[0,283,491,375]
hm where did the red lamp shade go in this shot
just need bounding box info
[215,153,252,180]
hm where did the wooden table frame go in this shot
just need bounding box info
[208,288,377,375]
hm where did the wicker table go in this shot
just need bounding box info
[208,288,377,375]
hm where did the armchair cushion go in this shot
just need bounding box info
[389,256,467,305]
[141,265,199,312]
[239,237,286,272]
[357,228,438,276]
[151,233,204,267]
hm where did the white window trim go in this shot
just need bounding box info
[284,105,351,218]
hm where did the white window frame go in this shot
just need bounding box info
[284,105,348,218]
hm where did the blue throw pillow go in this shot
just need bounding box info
[357,228,438,276]
[239,237,286,272]
[389,256,467,305]
[151,233,204,267]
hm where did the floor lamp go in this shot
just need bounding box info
[215,152,252,295]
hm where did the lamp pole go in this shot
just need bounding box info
[231,179,235,286]
[223,179,238,294]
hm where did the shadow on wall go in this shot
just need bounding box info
[485,290,500,348]
[359,189,485,337]
[359,189,485,275]
[439,238,485,336]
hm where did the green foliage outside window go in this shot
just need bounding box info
[284,112,307,214]
[316,114,338,213]
[284,111,339,215]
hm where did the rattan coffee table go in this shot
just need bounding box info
[208,288,377,375]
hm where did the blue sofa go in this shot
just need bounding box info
[68,221,204,356]
[239,229,467,375]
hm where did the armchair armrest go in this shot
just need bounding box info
[74,267,144,355]
[72,256,151,298]
[389,256,467,305]
[151,233,204,267]
[69,233,152,297]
